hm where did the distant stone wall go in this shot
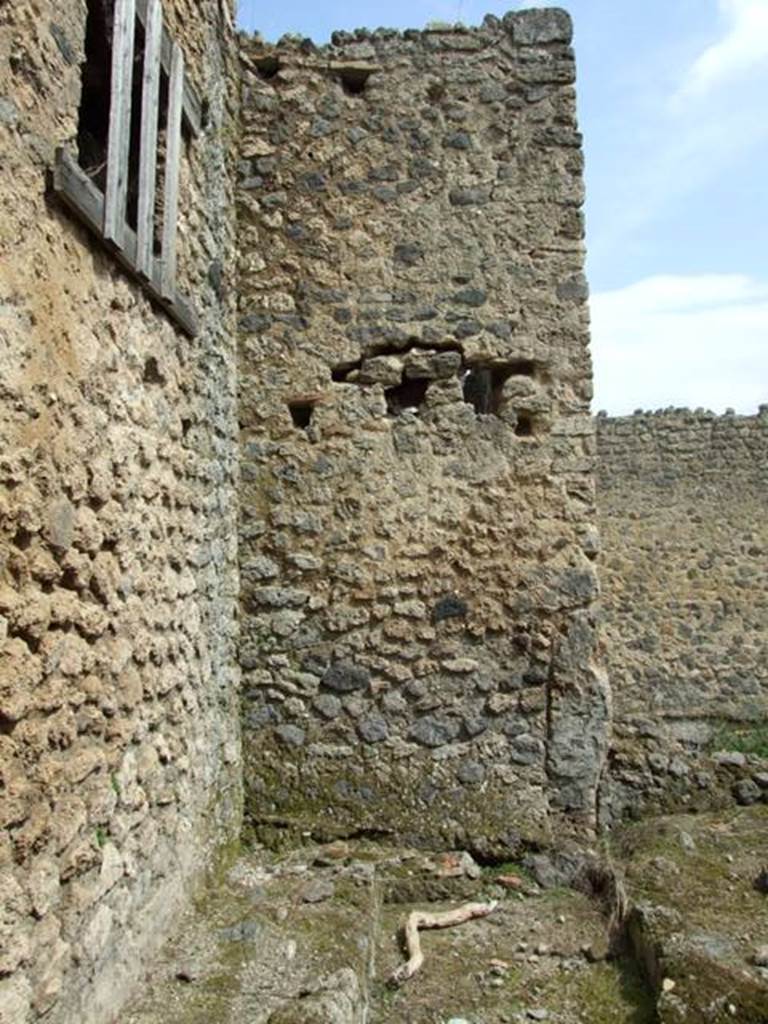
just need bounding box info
[0,3,240,1022]
[597,409,768,819]
[237,11,609,852]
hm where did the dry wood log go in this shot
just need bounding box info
[388,900,499,986]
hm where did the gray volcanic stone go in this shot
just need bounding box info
[733,779,761,805]
[444,131,471,149]
[479,82,507,103]
[556,274,589,302]
[409,715,460,748]
[310,118,334,137]
[246,704,282,728]
[462,715,488,738]
[449,187,491,206]
[313,694,342,719]
[358,716,389,743]
[452,287,487,306]
[275,725,306,747]
[509,734,544,765]
[714,752,747,768]
[457,761,486,785]
[506,8,572,44]
[394,242,423,265]
[322,662,370,693]
[50,23,76,64]
[433,595,468,622]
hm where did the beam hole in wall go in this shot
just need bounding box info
[60,567,81,592]
[338,67,373,96]
[256,55,281,80]
[12,528,33,551]
[143,356,165,385]
[331,361,361,383]
[289,401,315,430]
[463,361,536,416]
[385,378,430,416]
[515,413,534,437]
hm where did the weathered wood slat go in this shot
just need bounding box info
[135,0,202,135]
[160,42,184,300]
[136,0,163,278]
[53,148,198,337]
[103,0,136,246]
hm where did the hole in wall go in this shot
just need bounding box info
[427,81,445,103]
[143,357,165,385]
[505,360,536,378]
[12,528,33,551]
[515,413,534,437]
[0,713,16,736]
[385,378,430,416]
[10,627,41,654]
[338,67,372,96]
[60,567,81,592]
[256,55,281,80]
[289,401,315,429]
[463,361,536,416]
[332,361,361,383]
[462,367,493,414]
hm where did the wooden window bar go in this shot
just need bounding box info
[53,0,201,337]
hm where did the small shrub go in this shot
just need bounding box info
[710,722,768,758]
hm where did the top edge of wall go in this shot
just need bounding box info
[238,8,573,52]
[595,405,768,424]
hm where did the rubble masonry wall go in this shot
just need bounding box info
[0,2,240,1021]
[236,10,610,854]
[597,409,768,819]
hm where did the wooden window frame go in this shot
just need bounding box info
[52,0,202,337]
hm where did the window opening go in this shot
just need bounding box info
[54,0,202,337]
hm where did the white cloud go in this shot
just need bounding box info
[677,0,768,100]
[590,274,768,415]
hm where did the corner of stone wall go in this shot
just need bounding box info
[236,10,608,854]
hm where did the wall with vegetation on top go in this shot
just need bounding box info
[597,408,768,820]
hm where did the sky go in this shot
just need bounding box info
[236,0,768,415]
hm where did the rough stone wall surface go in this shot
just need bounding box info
[597,409,768,819]
[237,10,609,852]
[0,3,240,1022]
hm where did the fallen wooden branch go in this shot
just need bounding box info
[388,900,499,986]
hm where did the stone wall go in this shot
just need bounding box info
[237,11,609,853]
[0,3,240,1022]
[597,409,768,819]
